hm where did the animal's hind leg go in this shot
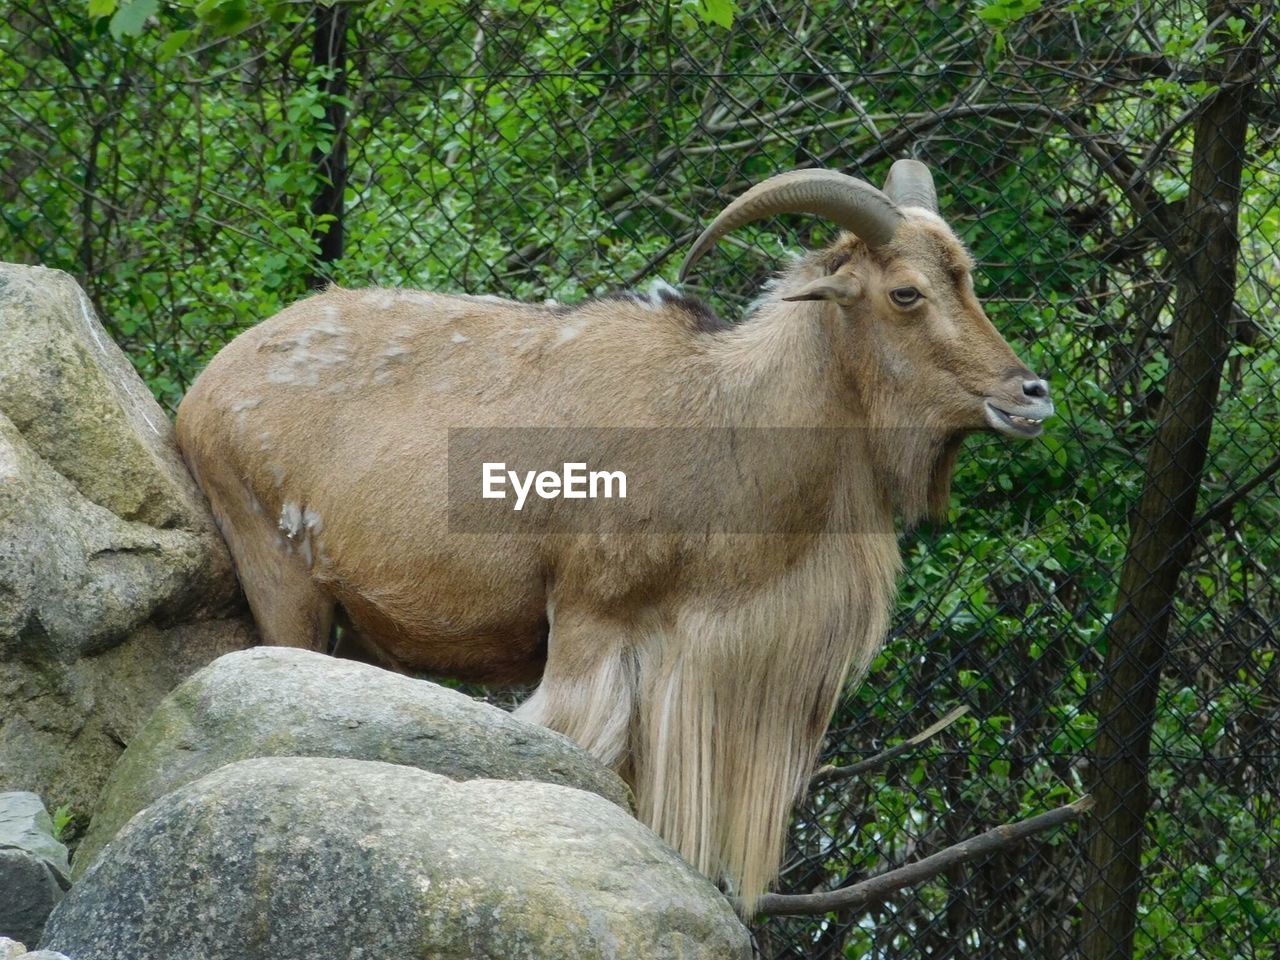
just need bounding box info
[513,602,638,776]
[236,531,335,652]
[202,473,335,652]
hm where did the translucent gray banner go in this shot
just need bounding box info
[446,427,904,534]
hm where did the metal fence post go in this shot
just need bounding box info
[308,0,349,289]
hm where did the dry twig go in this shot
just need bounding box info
[809,705,971,788]
[751,795,1095,917]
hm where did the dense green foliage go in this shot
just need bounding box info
[2,1,1277,957]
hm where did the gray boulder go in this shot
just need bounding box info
[0,265,220,537]
[0,943,70,960]
[0,792,69,878]
[0,793,70,947]
[1,619,255,818]
[0,263,255,816]
[0,856,64,952]
[45,757,750,960]
[75,647,632,876]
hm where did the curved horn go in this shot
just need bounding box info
[882,159,937,213]
[677,169,904,282]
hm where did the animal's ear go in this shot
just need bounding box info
[780,274,863,306]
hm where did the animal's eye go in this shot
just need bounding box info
[890,286,922,307]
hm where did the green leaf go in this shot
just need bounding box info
[87,0,119,18]
[194,0,250,34]
[109,0,158,39]
[975,0,1043,26]
[696,0,736,28]
[51,805,75,842]
[156,28,192,62]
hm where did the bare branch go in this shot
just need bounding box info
[1193,450,1280,530]
[751,795,1095,917]
[809,705,971,788]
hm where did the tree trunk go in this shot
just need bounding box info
[1080,6,1256,959]
[308,1,349,289]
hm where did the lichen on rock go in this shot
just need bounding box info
[0,262,254,817]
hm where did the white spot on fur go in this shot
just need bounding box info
[367,337,414,389]
[364,290,398,309]
[270,464,285,487]
[451,332,470,344]
[315,304,343,329]
[264,323,352,388]
[231,396,261,433]
[396,290,438,307]
[269,507,325,568]
[647,278,679,308]
[510,328,537,352]
[553,322,582,346]
[278,502,303,540]
[744,277,783,318]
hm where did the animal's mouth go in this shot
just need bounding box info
[984,400,1053,438]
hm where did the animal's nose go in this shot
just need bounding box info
[1022,379,1050,399]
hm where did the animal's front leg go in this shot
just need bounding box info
[512,599,640,780]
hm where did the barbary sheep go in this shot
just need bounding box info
[176,161,1053,911]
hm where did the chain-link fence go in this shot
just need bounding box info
[3,1,1278,957]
